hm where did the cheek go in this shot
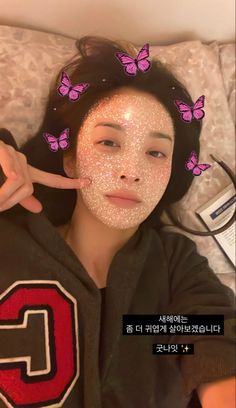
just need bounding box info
[160,164,172,183]
[148,161,172,187]
[75,145,96,172]
[75,148,112,182]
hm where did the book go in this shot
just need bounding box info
[195,183,236,267]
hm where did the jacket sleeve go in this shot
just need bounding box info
[0,128,19,185]
[159,230,236,406]
[0,128,19,150]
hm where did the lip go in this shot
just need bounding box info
[106,195,141,208]
[106,190,141,202]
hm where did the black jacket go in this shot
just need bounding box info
[0,207,235,408]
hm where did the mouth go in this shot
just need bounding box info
[105,195,141,208]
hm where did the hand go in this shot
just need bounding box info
[0,140,91,213]
[197,376,236,408]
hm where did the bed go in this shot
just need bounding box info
[0,24,235,295]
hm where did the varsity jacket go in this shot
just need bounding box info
[0,208,235,408]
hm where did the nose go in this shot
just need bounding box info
[119,174,140,182]
[117,157,141,183]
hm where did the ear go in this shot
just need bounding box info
[63,154,76,178]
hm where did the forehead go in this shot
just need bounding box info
[81,91,175,136]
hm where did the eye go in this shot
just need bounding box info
[97,140,117,147]
[149,151,166,159]
[96,140,166,159]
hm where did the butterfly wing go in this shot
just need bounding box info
[58,128,70,150]
[193,95,205,120]
[125,62,138,76]
[115,52,137,76]
[137,43,150,60]
[60,71,71,87]
[125,63,138,76]
[136,43,151,73]
[57,71,71,97]
[192,167,201,176]
[68,83,90,102]
[174,100,193,122]
[192,163,211,176]
[185,151,198,171]
[115,52,135,65]
[198,163,211,171]
[43,133,59,152]
[193,95,205,109]
[137,59,151,73]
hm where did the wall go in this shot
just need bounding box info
[0,0,235,44]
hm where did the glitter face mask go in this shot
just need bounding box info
[72,90,175,230]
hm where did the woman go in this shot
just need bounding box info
[0,36,235,408]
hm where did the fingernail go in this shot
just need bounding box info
[83,178,91,184]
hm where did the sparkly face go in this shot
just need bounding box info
[70,88,175,230]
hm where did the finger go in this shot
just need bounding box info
[0,142,21,179]
[0,153,41,212]
[0,173,26,206]
[0,184,32,210]
[0,192,43,213]
[20,195,43,213]
[17,155,43,213]
[29,165,92,189]
[0,153,30,204]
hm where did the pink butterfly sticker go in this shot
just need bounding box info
[185,151,211,176]
[43,128,70,152]
[57,71,90,102]
[115,43,151,76]
[174,95,205,123]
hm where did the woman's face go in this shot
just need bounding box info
[67,88,175,230]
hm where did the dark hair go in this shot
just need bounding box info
[20,35,201,229]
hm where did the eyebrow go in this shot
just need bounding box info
[94,121,173,142]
